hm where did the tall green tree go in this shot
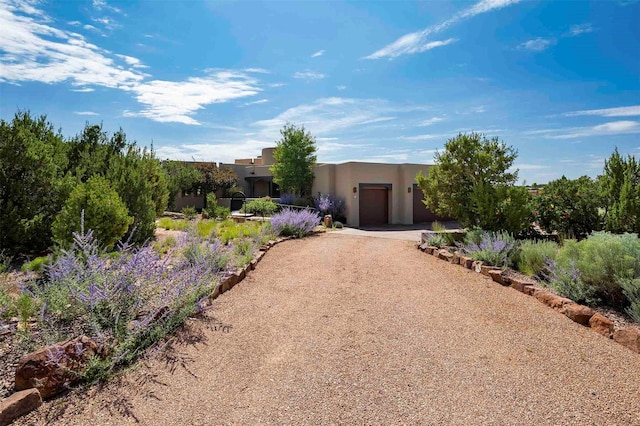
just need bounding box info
[194,163,238,207]
[532,176,602,238]
[416,132,529,233]
[0,112,74,255]
[601,148,640,233]
[270,123,317,197]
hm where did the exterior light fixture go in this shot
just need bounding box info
[352,187,357,193]
[408,186,412,193]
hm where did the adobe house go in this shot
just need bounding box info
[174,147,445,227]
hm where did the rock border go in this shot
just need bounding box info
[0,235,300,424]
[416,243,640,355]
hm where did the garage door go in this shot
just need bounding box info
[360,186,389,226]
[413,185,444,223]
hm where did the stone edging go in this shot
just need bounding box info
[0,235,300,425]
[417,243,640,355]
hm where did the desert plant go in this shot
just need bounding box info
[241,197,278,217]
[21,256,52,273]
[333,221,343,229]
[314,194,345,219]
[458,231,519,267]
[15,292,36,330]
[279,193,296,205]
[541,258,597,305]
[182,206,197,220]
[517,240,559,277]
[157,217,189,231]
[52,177,133,250]
[270,208,321,238]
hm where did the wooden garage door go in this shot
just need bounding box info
[413,185,442,223]
[360,187,388,226]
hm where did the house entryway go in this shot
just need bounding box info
[359,185,389,226]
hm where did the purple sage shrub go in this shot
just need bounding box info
[270,208,321,238]
[458,230,518,267]
[279,193,296,205]
[314,194,345,219]
[539,258,597,305]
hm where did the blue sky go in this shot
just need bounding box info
[1,0,639,184]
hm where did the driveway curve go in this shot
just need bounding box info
[19,233,640,425]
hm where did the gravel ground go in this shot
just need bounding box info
[17,233,640,425]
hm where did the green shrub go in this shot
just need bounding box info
[293,197,314,208]
[241,197,278,217]
[182,205,197,220]
[459,231,519,267]
[619,278,640,322]
[556,232,640,307]
[0,250,12,274]
[196,220,217,238]
[15,292,36,328]
[202,193,230,219]
[157,217,189,231]
[21,255,51,273]
[52,176,133,250]
[517,240,558,277]
[543,259,597,305]
[334,221,343,229]
[152,236,176,255]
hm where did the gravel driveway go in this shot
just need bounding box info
[19,233,640,425]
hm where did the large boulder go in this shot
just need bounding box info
[534,289,572,310]
[15,336,99,399]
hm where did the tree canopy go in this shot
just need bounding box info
[270,123,317,197]
[416,132,530,233]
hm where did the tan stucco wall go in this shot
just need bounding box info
[312,162,431,226]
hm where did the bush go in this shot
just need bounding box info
[542,258,597,305]
[517,240,559,277]
[0,250,12,274]
[532,176,602,238]
[279,193,296,205]
[270,208,321,238]
[202,193,230,219]
[157,217,189,231]
[314,194,345,219]
[52,176,132,250]
[458,231,519,267]
[293,197,314,208]
[21,255,52,273]
[241,197,277,217]
[619,278,640,322]
[182,206,197,220]
[555,232,640,307]
[333,221,343,229]
[196,220,217,238]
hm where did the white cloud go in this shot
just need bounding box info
[399,133,450,141]
[311,49,325,58]
[336,85,347,91]
[92,16,120,31]
[419,116,445,126]
[68,20,81,26]
[244,68,269,74]
[519,37,556,51]
[70,87,95,92]
[512,163,549,170]
[563,105,640,117]
[242,98,269,107]
[0,2,145,89]
[155,139,272,163]
[124,70,261,125]
[293,70,326,80]
[74,111,99,116]
[0,3,264,125]
[365,0,519,59]
[567,23,594,37]
[92,0,122,14]
[544,121,640,139]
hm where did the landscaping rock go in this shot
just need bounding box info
[510,277,534,293]
[523,286,537,296]
[613,328,640,354]
[451,251,461,265]
[438,250,453,262]
[534,289,572,310]
[589,313,614,338]
[15,336,98,399]
[418,243,429,252]
[0,388,42,425]
[480,265,501,277]
[472,261,483,273]
[488,270,509,286]
[323,215,333,228]
[460,256,473,269]
[560,304,595,326]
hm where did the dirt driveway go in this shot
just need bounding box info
[20,234,640,425]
